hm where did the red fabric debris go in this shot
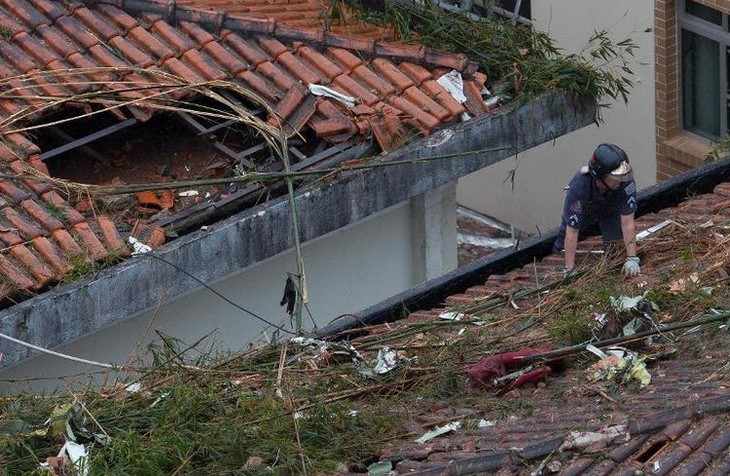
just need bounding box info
[468,348,554,393]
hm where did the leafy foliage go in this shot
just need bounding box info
[346,0,640,120]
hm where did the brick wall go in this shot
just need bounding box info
[655,0,730,181]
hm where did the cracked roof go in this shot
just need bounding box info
[329,180,730,474]
[0,0,494,303]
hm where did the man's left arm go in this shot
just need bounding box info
[619,180,640,276]
[621,213,637,257]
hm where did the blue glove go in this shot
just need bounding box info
[622,256,641,277]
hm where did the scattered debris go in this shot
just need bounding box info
[128,236,152,255]
[415,421,461,444]
[308,84,357,107]
[367,460,395,476]
[559,425,629,452]
[468,348,554,393]
[587,346,651,388]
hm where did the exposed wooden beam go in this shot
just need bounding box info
[40,118,137,161]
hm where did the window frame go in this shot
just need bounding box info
[678,0,730,138]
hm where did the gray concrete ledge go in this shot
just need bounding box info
[0,92,595,368]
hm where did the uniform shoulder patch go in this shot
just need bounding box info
[570,199,582,214]
[624,182,636,195]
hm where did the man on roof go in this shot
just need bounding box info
[554,143,640,277]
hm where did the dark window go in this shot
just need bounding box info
[686,0,722,25]
[681,29,721,138]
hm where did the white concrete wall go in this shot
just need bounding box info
[458,0,656,233]
[1,202,419,392]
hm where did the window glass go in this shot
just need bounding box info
[682,29,721,138]
[496,0,531,19]
[686,0,723,25]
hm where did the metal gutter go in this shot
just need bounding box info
[317,155,730,337]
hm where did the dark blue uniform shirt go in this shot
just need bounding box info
[554,172,637,251]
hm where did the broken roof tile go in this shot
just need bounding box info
[0,0,494,302]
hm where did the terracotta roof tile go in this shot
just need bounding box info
[235,69,279,103]
[297,46,343,82]
[96,216,127,253]
[56,15,99,50]
[221,32,267,67]
[50,228,84,259]
[0,178,31,203]
[20,199,63,233]
[2,206,43,240]
[179,20,216,47]
[109,35,156,68]
[12,32,57,69]
[127,25,176,62]
[201,40,245,74]
[399,62,433,85]
[31,236,68,274]
[41,191,85,226]
[181,48,227,80]
[278,51,321,85]
[96,4,138,35]
[333,74,379,106]
[36,23,78,61]
[0,0,494,301]
[0,41,37,73]
[71,222,107,261]
[0,253,34,291]
[353,64,396,96]
[329,47,363,72]
[150,18,197,55]
[73,6,119,42]
[256,60,297,90]
[10,243,54,287]
[4,0,50,30]
[388,95,441,131]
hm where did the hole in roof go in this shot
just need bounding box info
[29,92,322,226]
[635,438,668,463]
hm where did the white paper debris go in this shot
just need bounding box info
[124,382,142,394]
[62,441,89,476]
[439,311,464,321]
[178,190,199,197]
[478,419,496,428]
[128,236,151,255]
[437,70,467,104]
[308,84,356,107]
[374,346,400,375]
[415,421,461,444]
